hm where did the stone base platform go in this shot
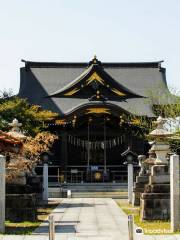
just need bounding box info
[140,193,170,220]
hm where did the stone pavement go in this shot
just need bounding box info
[32,198,180,240]
[0,198,180,239]
[33,198,129,239]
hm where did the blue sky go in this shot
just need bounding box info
[0,0,180,94]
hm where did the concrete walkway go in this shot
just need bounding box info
[33,198,129,239]
[32,198,180,240]
[1,198,180,239]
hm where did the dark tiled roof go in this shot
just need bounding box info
[47,61,144,100]
[22,59,164,68]
[18,59,175,117]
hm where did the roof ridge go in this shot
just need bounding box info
[21,59,164,69]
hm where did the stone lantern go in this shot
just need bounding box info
[6,119,27,185]
[7,119,26,140]
[149,116,172,165]
[121,147,138,204]
[140,116,173,220]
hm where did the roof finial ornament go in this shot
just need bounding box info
[93,54,97,63]
[88,55,101,66]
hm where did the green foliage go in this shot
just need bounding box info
[151,93,180,154]
[117,201,174,235]
[123,115,154,139]
[143,87,180,153]
[153,103,180,119]
[0,96,58,136]
[168,131,180,154]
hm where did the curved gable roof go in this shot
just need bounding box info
[47,57,144,101]
[18,58,174,117]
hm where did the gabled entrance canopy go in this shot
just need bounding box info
[54,102,132,125]
[47,56,143,102]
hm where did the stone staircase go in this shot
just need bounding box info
[49,183,128,199]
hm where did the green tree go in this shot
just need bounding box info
[0,96,58,136]
[148,87,180,154]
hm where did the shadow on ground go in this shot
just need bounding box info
[33,223,77,234]
[5,225,41,235]
[56,203,107,208]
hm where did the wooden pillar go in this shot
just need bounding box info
[87,121,90,172]
[127,133,133,149]
[104,118,107,175]
[60,131,68,182]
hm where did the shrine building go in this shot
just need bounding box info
[18,56,173,183]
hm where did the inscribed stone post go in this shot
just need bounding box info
[43,163,48,201]
[0,155,5,233]
[170,155,180,232]
[128,163,133,204]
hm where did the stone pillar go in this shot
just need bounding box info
[60,132,68,182]
[170,155,180,232]
[128,163,133,204]
[43,163,48,201]
[0,155,5,233]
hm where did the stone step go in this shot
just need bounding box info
[48,183,128,198]
[48,187,128,198]
[71,187,127,190]
[68,183,126,189]
[49,183,128,192]
[49,182,127,187]
[69,189,127,192]
[71,191,128,199]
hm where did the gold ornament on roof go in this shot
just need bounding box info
[131,119,141,125]
[111,88,126,96]
[85,108,111,115]
[55,119,66,125]
[64,88,80,96]
[72,118,76,127]
[86,72,105,85]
